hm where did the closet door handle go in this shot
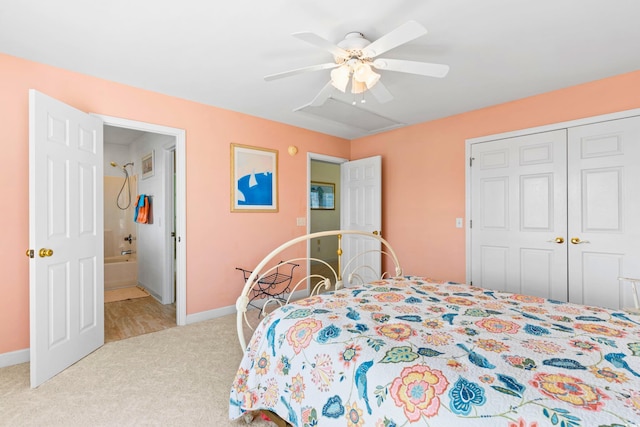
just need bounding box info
[547,237,564,244]
[570,237,590,245]
[38,248,54,257]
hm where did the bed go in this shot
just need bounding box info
[230,231,640,426]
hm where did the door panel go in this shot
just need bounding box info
[470,129,568,300]
[582,168,621,231]
[479,246,508,291]
[29,90,104,387]
[521,173,553,230]
[520,248,553,299]
[579,252,623,309]
[568,116,640,309]
[79,256,97,331]
[48,262,70,347]
[480,177,508,229]
[340,156,381,284]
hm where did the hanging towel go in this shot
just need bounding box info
[135,195,152,224]
[134,194,143,222]
[139,195,148,224]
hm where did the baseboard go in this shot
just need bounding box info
[186,289,308,324]
[0,348,29,368]
[186,304,237,324]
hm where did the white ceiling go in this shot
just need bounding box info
[2,0,640,140]
[104,125,147,145]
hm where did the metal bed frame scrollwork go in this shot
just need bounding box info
[236,261,299,312]
[235,230,402,350]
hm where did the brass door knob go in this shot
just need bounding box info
[570,237,590,245]
[38,248,54,257]
[553,237,564,244]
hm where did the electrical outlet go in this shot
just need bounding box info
[456,218,463,228]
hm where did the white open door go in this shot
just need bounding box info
[340,156,382,284]
[29,90,104,387]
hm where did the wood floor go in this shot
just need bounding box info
[104,262,336,344]
[105,295,176,343]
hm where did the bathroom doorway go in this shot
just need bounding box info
[308,155,344,292]
[101,118,185,341]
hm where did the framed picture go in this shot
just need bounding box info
[141,151,154,179]
[231,143,278,212]
[310,181,335,210]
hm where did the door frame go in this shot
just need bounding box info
[94,114,187,326]
[465,107,640,283]
[307,152,348,292]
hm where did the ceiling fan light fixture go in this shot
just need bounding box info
[351,77,367,94]
[330,65,350,92]
[267,21,449,108]
[353,63,380,89]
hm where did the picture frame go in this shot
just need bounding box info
[141,151,154,179]
[310,181,335,210]
[231,143,278,212]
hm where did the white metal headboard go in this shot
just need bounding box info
[235,230,402,350]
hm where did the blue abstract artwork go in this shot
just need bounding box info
[237,171,273,205]
[231,144,278,212]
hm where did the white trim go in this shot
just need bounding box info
[162,143,176,305]
[186,305,237,325]
[185,290,309,325]
[92,114,187,326]
[0,348,29,368]
[464,107,640,284]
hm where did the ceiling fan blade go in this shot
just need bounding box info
[309,82,335,107]
[264,62,340,81]
[368,81,394,104]
[362,21,428,58]
[372,58,450,78]
[293,32,349,58]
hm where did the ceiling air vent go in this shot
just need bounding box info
[294,98,403,134]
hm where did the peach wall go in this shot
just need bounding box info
[352,70,640,283]
[0,53,349,355]
[3,51,640,358]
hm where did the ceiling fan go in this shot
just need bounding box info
[264,21,450,107]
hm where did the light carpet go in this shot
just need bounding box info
[105,286,150,303]
[0,312,274,427]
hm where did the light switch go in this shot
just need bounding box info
[455,218,463,228]
[296,217,306,226]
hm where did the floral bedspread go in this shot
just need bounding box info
[229,277,640,426]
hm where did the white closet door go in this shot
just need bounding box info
[470,130,568,300]
[567,116,640,309]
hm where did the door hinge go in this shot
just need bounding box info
[470,220,472,229]
[469,157,475,167]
